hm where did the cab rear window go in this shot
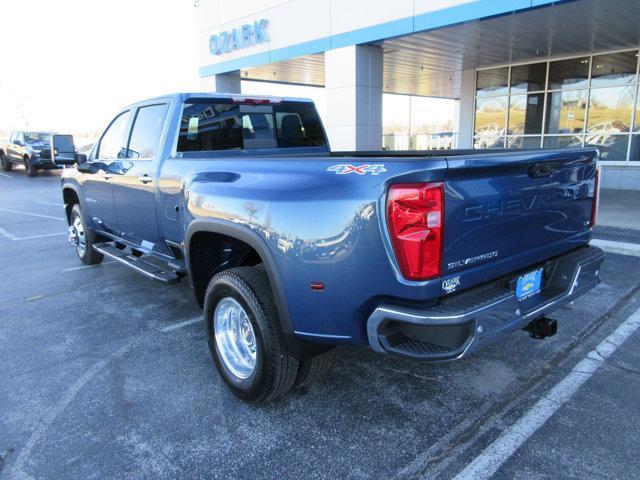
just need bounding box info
[177,99,326,152]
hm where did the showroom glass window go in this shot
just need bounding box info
[474,67,509,148]
[544,89,588,135]
[473,49,640,161]
[508,63,546,141]
[548,57,590,90]
[126,104,169,159]
[633,83,640,161]
[585,52,638,161]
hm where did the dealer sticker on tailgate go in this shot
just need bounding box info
[516,268,543,300]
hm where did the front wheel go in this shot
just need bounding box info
[24,158,37,177]
[69,204,104,265]
[204,266,299,403]
[1,154,12,172]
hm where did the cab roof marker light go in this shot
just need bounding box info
[231,96,283,105]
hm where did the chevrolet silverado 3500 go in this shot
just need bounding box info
[54,93,604,402]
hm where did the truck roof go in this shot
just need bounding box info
[123,92,315,109]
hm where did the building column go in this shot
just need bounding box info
[457,68,476,149]
[324,45,383,151]
[200,70,242,93]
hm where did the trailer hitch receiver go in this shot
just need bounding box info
[524,317,557,339]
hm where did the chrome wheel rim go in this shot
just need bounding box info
[72,215,86,257]
[214,297,257,379]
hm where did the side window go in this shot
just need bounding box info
[97,111,131,160]
[126,104,169,159]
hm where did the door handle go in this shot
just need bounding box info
[102,173,113,180]
[138,174,152,184]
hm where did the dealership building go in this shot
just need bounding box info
[195,0,640,189]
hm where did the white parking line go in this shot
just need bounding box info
[0,226,19,241]
[0,207,65,221]
[591,238,640,257]
[453,307,640,480]
[0,226,66,241]
[161,317,202,332]
[18,232,67,240]
[0,172,13,179]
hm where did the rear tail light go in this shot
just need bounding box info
[386,183,444,281]
[589,164,601,228]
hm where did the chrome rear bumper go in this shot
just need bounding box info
[367,245,605,361]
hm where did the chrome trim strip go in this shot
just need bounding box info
[294,330,352,339]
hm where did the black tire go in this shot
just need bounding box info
[204,266,299,403]
[293,349,335,390]
[24,158,37,177]
[0,154,12,172]
[70,204,104,265]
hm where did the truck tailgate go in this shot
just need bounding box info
[442,148,598,277]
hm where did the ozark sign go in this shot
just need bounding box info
[209,19,269,56]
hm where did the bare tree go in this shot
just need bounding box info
[244,201,261,221]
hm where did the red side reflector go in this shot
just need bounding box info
[387,183,444,281]
[310,281,325,291]
[589,165,600,228]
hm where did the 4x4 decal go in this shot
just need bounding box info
[327,164,387,176]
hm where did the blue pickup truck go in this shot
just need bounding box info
[54,93,604,402]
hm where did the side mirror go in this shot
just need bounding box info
[51,134,76,166]
[13,139,23,146]
[77,161,99,174]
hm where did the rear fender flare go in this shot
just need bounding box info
[185,218,293,335]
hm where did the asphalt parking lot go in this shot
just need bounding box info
[1,166,639,480]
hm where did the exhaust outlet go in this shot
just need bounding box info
[524,317,558,339]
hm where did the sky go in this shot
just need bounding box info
[0,0,456,141]
[0,0,200,136]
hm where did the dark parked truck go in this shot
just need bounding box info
[1,131,61,176]
[55,93,604,402]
